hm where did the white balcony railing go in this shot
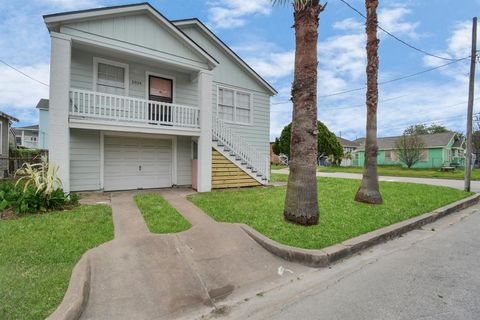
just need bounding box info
[69,89,200,129]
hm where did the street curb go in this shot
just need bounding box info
[239,193,480,268]
[46,252,92,320]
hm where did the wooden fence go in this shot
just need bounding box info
[0,155,46,178]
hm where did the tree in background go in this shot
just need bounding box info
[395,133,426,168]
[404,123,450,135]
[355,0,383,205]
[271,0,327,225]
[272,121,343,163]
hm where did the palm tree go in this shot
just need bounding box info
[272,0,327,225]
[355,0,383,204]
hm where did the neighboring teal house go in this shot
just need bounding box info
[353,132,466,169]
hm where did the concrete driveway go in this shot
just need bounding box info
[51,189,305,320]
[273,168,480,193]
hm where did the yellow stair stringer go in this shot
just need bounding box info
[211,149,262,189]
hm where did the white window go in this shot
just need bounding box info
[93,58,129,96]
[217,87,252,124]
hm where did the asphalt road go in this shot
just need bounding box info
[273,168,480,193]
[221,205,480,320]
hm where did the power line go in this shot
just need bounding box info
[0,59,49,87]
[272,58,469,105]
[320,93,409,110]
[338,0,467,62]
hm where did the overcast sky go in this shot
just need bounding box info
[0,0,479,140]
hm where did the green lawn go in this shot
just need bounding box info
[271,164,288,170]
[315,165,480,180]
[0,205,114,320]
[189,177,472,250]
[135,193,191,233]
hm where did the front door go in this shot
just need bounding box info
[148,75,173,123]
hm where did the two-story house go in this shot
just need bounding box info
[42,3,275,193]
[0,111,19,177]
[14,125,40,149]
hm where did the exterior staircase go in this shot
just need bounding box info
[212,118,270,186]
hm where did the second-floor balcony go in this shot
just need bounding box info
[69,89,201,132]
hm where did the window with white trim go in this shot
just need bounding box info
[218,87,252,124]
[94,58,128,96]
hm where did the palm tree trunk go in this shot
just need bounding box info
[284,1,324,225]
[355,0,383,204]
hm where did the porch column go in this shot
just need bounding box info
[197,70,213,192]
[48,32,71,192]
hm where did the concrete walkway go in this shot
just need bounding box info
[273,168,480,193]
[68,189,304,320]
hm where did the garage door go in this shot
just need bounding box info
[104,136,172,191]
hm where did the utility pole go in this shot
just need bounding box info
[465,17,477,192]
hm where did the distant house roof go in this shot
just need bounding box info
[14,125,39,131]
[0,111,19,123]
[336,136,360,148]
[36,99,49,110]
[357,132,457,151]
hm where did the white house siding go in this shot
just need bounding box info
[39,109,49,149]
[176,136,193,186]
[70,128,101,191]
[70,48,199,107]
[60,14,209,70]
[179,26,271,159]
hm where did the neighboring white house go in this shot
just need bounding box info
[14,125,39,149]
[336,136,360,167]
[36,99,50,149]
[42,3,276,193]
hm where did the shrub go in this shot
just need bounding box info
[0,158,79,216]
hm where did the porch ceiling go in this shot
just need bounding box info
[71,40,200,76]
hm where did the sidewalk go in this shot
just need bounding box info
[272,168,480,193]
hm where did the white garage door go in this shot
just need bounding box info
[104,136,172,191]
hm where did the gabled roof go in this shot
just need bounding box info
[336,136,360,148]
[173,18,277,95]
[43,3,219,68]
[0,111,19,123]
[36,99,49,110]
[357,132,458,151]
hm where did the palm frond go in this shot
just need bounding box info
[271,0,313,6]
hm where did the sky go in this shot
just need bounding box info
[0,0,479,141]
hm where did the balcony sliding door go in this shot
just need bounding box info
[148,75,173,124]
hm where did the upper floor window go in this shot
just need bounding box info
[94,58,129,96]
[218,87,252,125]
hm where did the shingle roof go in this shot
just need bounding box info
[0,111,19,122]
[336,136,360,147]
[14,125,39,130]
[357,132,456,151]
[36,99,49,110]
